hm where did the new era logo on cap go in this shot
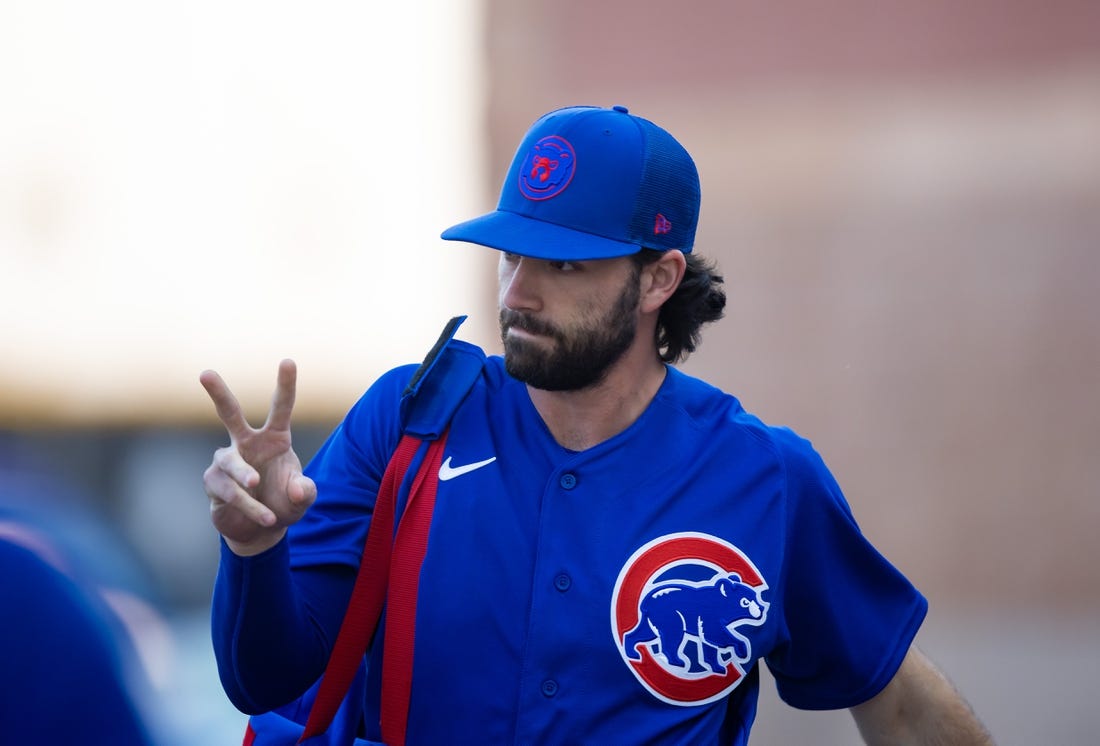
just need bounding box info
[441,105,700,261]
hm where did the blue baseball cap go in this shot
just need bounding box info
[441,105,700,260]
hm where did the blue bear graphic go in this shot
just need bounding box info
[623,572,768,674]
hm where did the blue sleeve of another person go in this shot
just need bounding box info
[0,539,154,745]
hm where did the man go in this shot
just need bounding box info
[1,444,161,745]
[203,105,994,744]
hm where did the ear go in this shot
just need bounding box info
[639,250,687,314]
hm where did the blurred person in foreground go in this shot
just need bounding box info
[0,439,163,745]
[201,105,994,744]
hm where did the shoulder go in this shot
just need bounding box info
[656,368,815,453]
[458,354,527,404]
[328,353,506,460]
[652,366,749,432]
[0,523,120,656]
[340,363,421,436]
[657,368,841,495]
[0,524,155,743]
[0,527,68,599]
[482,354,517,390]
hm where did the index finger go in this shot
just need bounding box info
[199,369,252,439]
[265,358,298,432]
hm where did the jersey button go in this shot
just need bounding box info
[559,473,577,490]
[541,679,559,698]
[554,573,572,592]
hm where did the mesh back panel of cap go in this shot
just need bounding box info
[628,118,700,252]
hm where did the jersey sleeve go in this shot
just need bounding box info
[764,428,928,710]
[210,364,415,713]
[288,364,417,569]
[211,537,355,713]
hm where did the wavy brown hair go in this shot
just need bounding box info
[632,249,726,363]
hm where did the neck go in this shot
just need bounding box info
[527,343,667,452]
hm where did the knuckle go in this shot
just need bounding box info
[203,469,226,500]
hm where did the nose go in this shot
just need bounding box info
[499,255,541,313]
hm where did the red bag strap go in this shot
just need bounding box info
[298,432,424,743]
[379,434,448,745]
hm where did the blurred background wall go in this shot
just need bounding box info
[480,3,1100,742]
[2,1,1098,743]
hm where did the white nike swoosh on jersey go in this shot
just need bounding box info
[438,456,497,481]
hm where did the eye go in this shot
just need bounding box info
[548,260,579,272]
[502,252,521,263]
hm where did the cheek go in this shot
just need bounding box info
[497,266,513,303]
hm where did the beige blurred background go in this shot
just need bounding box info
[2,1,1098,743]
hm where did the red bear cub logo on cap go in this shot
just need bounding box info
[518,135,576,201]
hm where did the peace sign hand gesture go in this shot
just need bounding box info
[200,360,318,556]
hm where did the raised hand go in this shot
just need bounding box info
[200,359,317,556]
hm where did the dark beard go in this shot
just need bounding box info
[500,277,640,391]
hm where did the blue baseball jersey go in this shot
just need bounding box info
[213,354,926,744]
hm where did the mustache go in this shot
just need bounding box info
[499,309,561,338]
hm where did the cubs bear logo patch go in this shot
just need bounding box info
[611,532,770,706]
[517,135,576,201]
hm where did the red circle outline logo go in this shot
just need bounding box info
[610,532,769,706]
[517,135,576,201]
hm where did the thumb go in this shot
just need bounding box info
[287,472,317,510]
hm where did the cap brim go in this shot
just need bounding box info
[441,210,641,261]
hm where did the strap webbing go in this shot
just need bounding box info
[379,434,448,745]
[247,317,481,746]
[298,433,422,743]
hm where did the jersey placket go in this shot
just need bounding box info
[511,455,590,744]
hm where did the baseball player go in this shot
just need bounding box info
[203,105,994,744]
[0,459,160,745]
